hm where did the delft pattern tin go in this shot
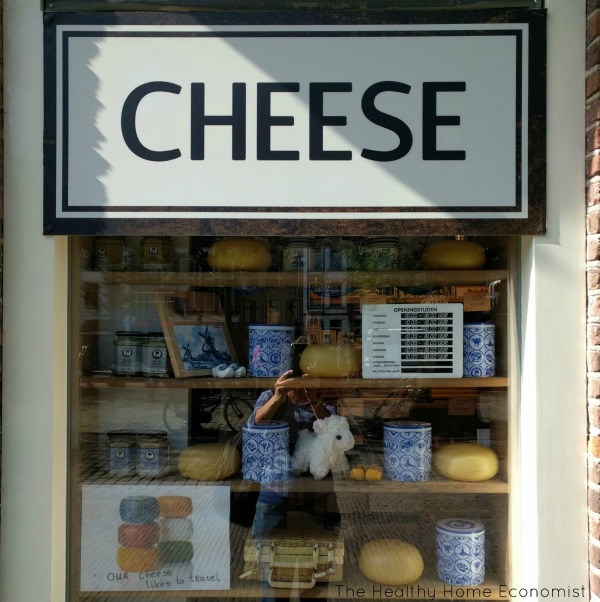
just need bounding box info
[242,421,290,483]
[463,322,495,377]
[248,325,294,377]
[436,518,485,586]
[383,422,432,481]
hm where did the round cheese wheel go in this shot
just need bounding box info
[118,522,159,548]
[159,517,194,541]
[359,539,424,585]
[157,541,194,564]
[119,496,159,524]
[433,442,499,482]
[299,344,362,378]
[177,443,241,481]
[117,546,158,572]
[420,239,486,270]
[158,496,193,518]
[207,238,272,272]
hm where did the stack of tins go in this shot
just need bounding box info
[117,496,194,572]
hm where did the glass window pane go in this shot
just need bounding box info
[70,234,515,601]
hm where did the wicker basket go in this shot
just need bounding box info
[240,529,344,589]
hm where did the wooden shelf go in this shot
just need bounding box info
[78,510,509,598]
[80,468,509,495]
[80,376,509,390]
[80,269,508,288]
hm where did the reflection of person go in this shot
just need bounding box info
[246,369,336,538]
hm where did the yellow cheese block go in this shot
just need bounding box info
[178,443,241,481]
[420,239,486,270]
[359,539,424,585]
[433,442,499,482]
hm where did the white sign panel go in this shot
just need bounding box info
[362,303,463,378]
[80,484,231,592]
[43,13,544,234]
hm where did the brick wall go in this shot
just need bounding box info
[590,0,600,598]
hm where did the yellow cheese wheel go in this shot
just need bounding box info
[117,546,158,572]
[178,443,241,481]
[207,238,272,271]
[158,496,193,518]
[420,239,486,270]
[299,344,361,378]
[359,539,424,585]
[433,442,499,482]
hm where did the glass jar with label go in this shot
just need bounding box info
[94,237,125,271]
[105,430,137,476]
[137,432,170,477]
[113,331,143,376]
[282,238,315,271]
[364,237,400,271]
[141,333,171,378]
[141,236,173,271]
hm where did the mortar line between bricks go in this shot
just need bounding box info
[589,398,600,407]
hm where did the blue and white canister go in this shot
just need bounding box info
[463,322,495,377]
[383,421,432,482]
[242,421,290,483]
[436,518,485,586]
[248,324,295,377]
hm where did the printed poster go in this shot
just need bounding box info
[80,484,230,592]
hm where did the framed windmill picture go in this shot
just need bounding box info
[155,291,237,378]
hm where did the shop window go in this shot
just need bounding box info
[69,234,516,600]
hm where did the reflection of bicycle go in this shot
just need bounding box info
[164,390,254,435]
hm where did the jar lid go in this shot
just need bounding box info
[364,237,399,246]
[138,430,168,438]
[384,421,431,430]
[243,420,289,431]
[248,324,295,331]
[436,518,485,535]
[107,430,137,438]
[284,238,316,246]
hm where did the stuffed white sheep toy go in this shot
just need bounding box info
[292,414,355,480]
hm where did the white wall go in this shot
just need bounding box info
[1,1,69,601]
[0,1,588,601]
[518,0,589,595]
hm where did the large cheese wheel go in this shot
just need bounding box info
[433,442,499,482]
[359,539,424,585]
[178,443,241,481]
[207,238,272,272]
[299,344,362,378]
[421,239,486,270]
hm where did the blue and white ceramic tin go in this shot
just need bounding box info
[436,518,485,586]
[248,325,294,377]
[463,322,495,377]
[242,421,290,483]
[383,421,432,482]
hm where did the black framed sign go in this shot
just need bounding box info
[43,10,546,236]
